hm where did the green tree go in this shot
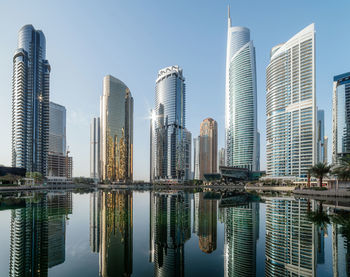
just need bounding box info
[307,201,330,231]
[309,162,331,187]
[26,172,43,184]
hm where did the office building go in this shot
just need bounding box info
[150,65,190,182]
[12,25,51,175]
[193,137,200,180]
[90,117,100,180]
[100,75,133,182]
[199,118,217,179]
[218,148,226,171]
[266,24,316,178]
[332,72,350,164]
[225,8,259,171]
[317,109,327,163]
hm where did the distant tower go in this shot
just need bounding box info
[12,25,51,175]
[193,137,200,179]
[317,109,327,163]
[90,117,100,180]
[150,66,190,182]
[199,118,218,179]
[225,7,258,171]
[100,75,133,182]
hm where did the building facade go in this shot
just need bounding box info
[266,24,316,178]
[47,102,72,179]
[193,137,200,180]
[90,117,100,180]
[12,25,51,175]
[100,75,133,182]
[150,65,190,182]
[332,72,350,164]
[317,109,327,163]
[218,148,226,171]
[199,118,218,179]
[225,8,259,171]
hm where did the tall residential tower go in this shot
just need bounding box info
[199,118,218,179]
[266,24,316,178]
[12,25,51,175]
[225,8,259,171]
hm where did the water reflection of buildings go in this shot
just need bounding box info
[221,199,259,277]
[149,191,191,277]
[265,198,315,277]
[197,193,217,254]
[90,191,101,253]
[9,192,72,277]
[99,191,133,277]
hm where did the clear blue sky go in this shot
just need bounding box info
[0,0,349,180]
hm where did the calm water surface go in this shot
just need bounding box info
[0,189,348,276]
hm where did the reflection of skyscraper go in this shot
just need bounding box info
[198,193,217,253]
[332,221,349,277]
[222,202,259,277]
[47,192,72,268]
[100,191,133,277]
[149,191,191,276]
[90,191,101,253]
[192,193,199,234]
[265,198,315,276]
[9,195,49,277]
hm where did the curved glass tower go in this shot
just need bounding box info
[12,25,51,175]
[266,24,315,178]
[150,66,191,182]
[225,8,258,171]
[100,75,133,182]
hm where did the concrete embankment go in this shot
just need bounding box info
[0,184,94,192]
[245,186,295,192]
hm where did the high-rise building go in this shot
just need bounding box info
[265,198,315,276]
[266,24,316,178]
[332,72,350,164]
[90,117,100,180]
[12,25,51,175]
[150,65,190,182]
[100,75,133,182]
[184,129,192,180]
[47,102,73,179]
[218,148,226,171]
[199,118,218,179]
[317,109,327,163]
[193,137,200,180]
[225,8,259,171]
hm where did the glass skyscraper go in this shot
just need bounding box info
[317,109,327,163]
[150,66,191,182]
[199,118,218,179]
[332,72,350,164]
[225,8,259,171]
[12,25,51,175]
[100,75,133,182]
[193,137,200,180]
[266,24,316,178]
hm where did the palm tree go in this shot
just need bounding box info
[307,201,330,231]
[309,162,331,187]
[332,154,350,181]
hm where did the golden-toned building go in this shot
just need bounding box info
[100,75,133,182]
[199,118,218,180]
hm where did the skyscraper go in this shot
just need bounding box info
[225,8,259,171]
[90,117,100,180]
[193,137,200,180]
[150,65,190,182]
[332,72,350,164]
[199,118,218,179]
[317,109,327,163]
[100,75,133,182]
[47,102,72,179]
[12,25,51,175]
[266,24,316,178]
[218,148,226,171]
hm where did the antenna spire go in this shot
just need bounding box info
[228,5,231,28]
